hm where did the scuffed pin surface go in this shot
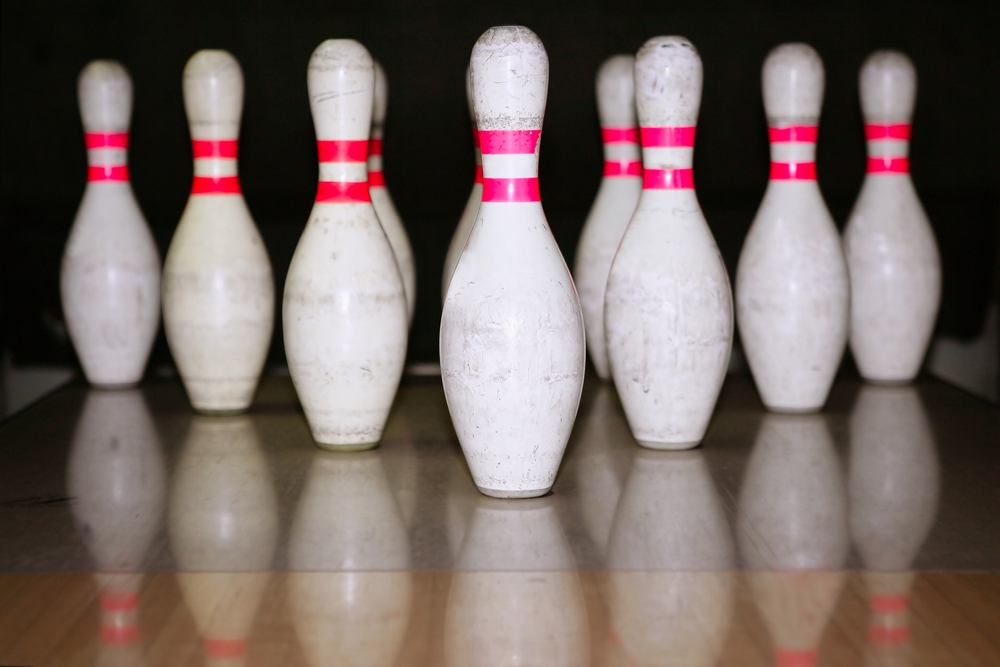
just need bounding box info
[440,25,586,498]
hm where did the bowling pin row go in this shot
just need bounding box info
[441,28,938,498]
[62,41,415,448]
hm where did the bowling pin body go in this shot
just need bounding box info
[844,51,941,384]
[284,40,408,449]
[574,54,642,382]
[369,61,416,324]
[736,44,848,413]
[162,50,274,414]
[61,61,160,388]
[442,66,482,302]
[605,37,733,448]
[440,26,586,498]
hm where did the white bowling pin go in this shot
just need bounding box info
[169,416,279,666]
[440,26,586,498]
[604,451,735,667]
[284,40,408,449]
[441,65,482,302]
[574,54,642,382]
[736,43,849,413]
[61,61,161,388]
[287,452,413,667]
[844,51,941,384]
[369,61,417,324]
[162,50,275,414]
[605,37,733,448]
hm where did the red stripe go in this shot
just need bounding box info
[368,171,385,187]
[192,139,238,159]
[870,594,909,613]
[191,176,241,194]
[770,162,817,180]
[643,167,694,189]
[204,638,248,658]
[317,140,368,163]
[100,591,138,611]
[100,624,139,645]
[88,165,129,182]
[316,181,371,203]
[369,137,383,157]
[640,126,696,148]
[604,160,642,177]
[867,157,909,174]
[769,125,818,143]
[865,123,911,140]
[775,649,817,667]
[602,127,640,144]
[474,165,483,184]
[481,177,540,202]
[85,132,129,149]
[869,626,910,645]
[479,129,541,154]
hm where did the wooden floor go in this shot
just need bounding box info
[1,571,998,666]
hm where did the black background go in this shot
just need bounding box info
[1,0,997,370]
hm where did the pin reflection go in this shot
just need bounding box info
[68,389,166,664]
[604,450,735,666]
[849,385,940,666]
[445,496,589,667]
[738,414,849,667]
[288,451,412,667]
[168,416,279,666]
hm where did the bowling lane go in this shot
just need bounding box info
[0,373,998,665]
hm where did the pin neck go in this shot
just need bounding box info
[190,139,241,194]
[768,125,818,181]
[316,139,371,203]
[864,123,911,173]
[478,129,541,203]
[601,126,641,169]
[638,126,695,190]
[85,132,130,182]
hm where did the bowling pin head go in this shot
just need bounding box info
[762,43,824,126]
[596,54,636,129]
[308,39,374,141]
[78,60,132,133]
[372,60,388,129]
[634,36,702,128]
[859,50,916,123]
[183,50,243,140]
[470,26,548,132]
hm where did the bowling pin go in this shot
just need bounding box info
[441,65,482,302]
[61,61,160,388]
[605,37,733,449]
[736,43,849,413]
[370,61,417,324]
[284,40,408,449]
[440,26,586,498]
[574,54,642,382]
[844,51,941,384]
[162,50,275,414]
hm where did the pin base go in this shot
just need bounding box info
[635,438,701,450]
[763,405,821,415]
[195,407,248,417]
[476,486,552,499]
[314,441,379,453]
[863,377,914,387]
[90,381,140,390]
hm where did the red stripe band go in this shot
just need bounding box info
[867,157,909,174]
[369,138,383,157]
[474,165,483,184]
[604,160,642,177]
[865,123,911,140]
[870,594,909,613]
[100,625,139,645]
[602,127,640,144]
[85,132,129,149]
[191,176,241,194]
[641,126,696,148]
[88,165,129,182]
[775,649,818,667]
[316,181,371,203]
[368,171,385,187]
[479,129,541,154]
[869,626,910,645]
[643,167,694,189]
[482,177,540,202]
[204,638,248,659]
[100,591,138,611]
[770,162,817,180]
[769,125,818,143]
[317,140,368,163]
[192,139,238,159]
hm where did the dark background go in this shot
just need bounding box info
[2,0,997,370]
